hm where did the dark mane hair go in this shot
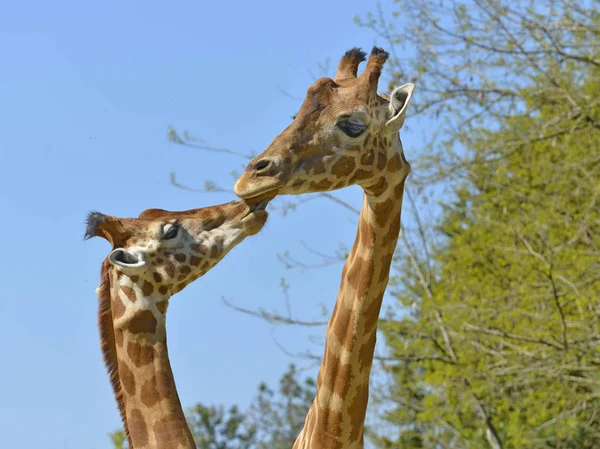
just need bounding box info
[84,211,106,240]
[97,260,132,447]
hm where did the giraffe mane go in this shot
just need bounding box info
[84,211,106,240]
[97,260,133,448]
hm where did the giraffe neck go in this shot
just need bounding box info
[108,274,196,449]
[296,154,407,449]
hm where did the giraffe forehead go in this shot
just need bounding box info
[123,223,163,248]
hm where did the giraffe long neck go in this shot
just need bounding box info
[295,169,406,449]
[109,284,196,449]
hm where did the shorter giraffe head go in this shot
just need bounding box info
[234,46,414,200]
[85,199,268,298]
[85,199,267,449]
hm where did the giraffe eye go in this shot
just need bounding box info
[337,118,367,138]
[163,225,179,240]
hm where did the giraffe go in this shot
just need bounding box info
[234,47,414,449]
[84,199,268,449]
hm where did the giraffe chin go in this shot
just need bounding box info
[241,210,268,236]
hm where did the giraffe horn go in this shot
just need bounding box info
[334,47,367,82]
[359,46,389,94]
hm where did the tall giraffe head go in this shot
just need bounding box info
[84,199,267,449]
[234,47,414,200]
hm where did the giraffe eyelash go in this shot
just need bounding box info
[163,224,180,240]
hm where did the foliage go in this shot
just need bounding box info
[188,404,256,449]
[357,1,600,448]
[250,364,316,449]
[108,364,313,449]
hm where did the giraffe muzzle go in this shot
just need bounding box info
[108,248,146,269]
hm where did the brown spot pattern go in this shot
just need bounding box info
[310,158,325,175]
[371,177,388,195]
[349,385,369,442]
[386,152,402,173]
[395,178,406,199]
[164,263,175,279]
[112,296,126,320]
[156,301,168,314]
[121,286,137,303]
[142,280,154,296]
[119,360,136,395]
[331,156,355,178]
[374,198,393,228]
[360,150,374,165]
[190,256,201,266]
[174,253,186,263]
[310,179,334,190]
[381,215,401,250]
[376,152,387,170]
[353,169,371,181]
[140,369,173,408]
[128,310,158,334]
[153,272,163,283]
[127,340,155,367]
[154,414,190,449]
[128,408,148,446]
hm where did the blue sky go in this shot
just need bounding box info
[0,1,426,447]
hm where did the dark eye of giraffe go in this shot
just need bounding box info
[163,224,179,240]
[337,118,367,138]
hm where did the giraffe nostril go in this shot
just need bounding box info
[253,159,272,174]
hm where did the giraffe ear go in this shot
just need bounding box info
[84,211,127,247]
[385,83,415,134]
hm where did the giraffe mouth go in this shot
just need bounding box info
[241,199,269,223]
[240,188,280,203]
[249,199,270,212]
[109,248,146,268]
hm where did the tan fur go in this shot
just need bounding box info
[234,47,414,449]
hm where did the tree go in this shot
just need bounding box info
[108,364,313,449]
[250,364,316,449]
[188,404,256,449]
[355,1,600,448]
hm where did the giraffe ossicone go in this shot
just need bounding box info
[234,46,415,449]
[85,199,268,449]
